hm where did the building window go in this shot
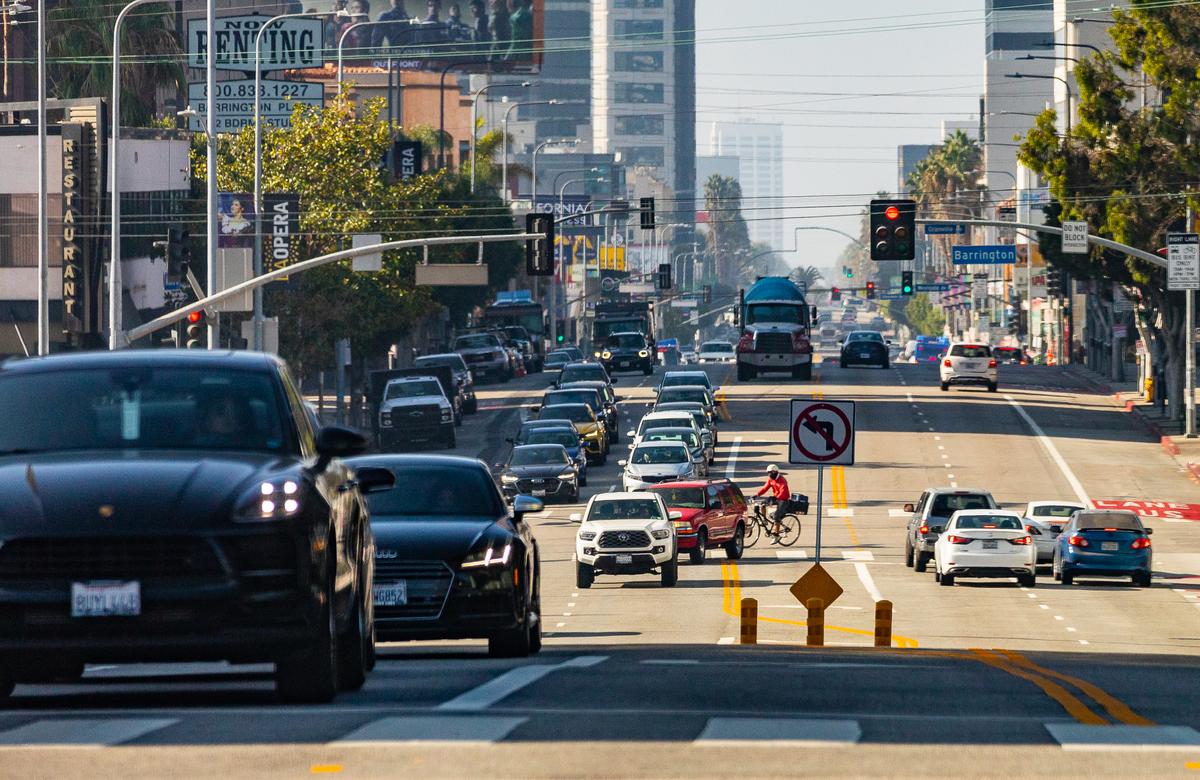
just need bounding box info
[617,146,665,166]
[613,20,664,41]
[613,82,664,104]
[986,31,1053,52]
[614,51,664,72]
[615,115,664,136]
[614,0,664,7]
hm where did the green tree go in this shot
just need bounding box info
[47,0,182,126]
[790,265,823,292]
[703,174,752,290]
[1018,1,1199,417]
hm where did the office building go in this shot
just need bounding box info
[708,120,783,250]
[983,0,1054,184]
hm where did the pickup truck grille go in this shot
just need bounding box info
[598,531,651,549]
[755,332,793,353]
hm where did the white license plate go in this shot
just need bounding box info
[619,362,630,368]
[533,489,547,497]
[982,540,998,550]
[615,554,634,564]
[1101,541,1119,551]
[859,352,870,359]
[71,581,140,618]
[373,581,408,607]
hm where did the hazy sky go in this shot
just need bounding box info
[694,1,984,274]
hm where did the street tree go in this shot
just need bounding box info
[703,174,752,290]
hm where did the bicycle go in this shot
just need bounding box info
[744,497,802,548]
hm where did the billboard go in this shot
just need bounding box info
[187,79,323,133]
[188,14,325,72]
[218,193,256,248]
[364,0,544,73]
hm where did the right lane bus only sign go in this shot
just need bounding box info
[789,399,856,466]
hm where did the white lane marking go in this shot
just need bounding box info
[842,550,874,561]
[437,655,606,712]
[1038,604,1050,610]
[906,393,915,403]
[334,716,527,745]
[641,660,701,665]
[775,550,808,559]
[937,445,945,450]
[0,719,177,746]
[1079,640,1090,645]
[928,427,935,432]
[934,436,942,441]
[696,718,861,746]
[1027,594,1037,599]
[1045,723,1200,750]
[828,508,854,517]
[567,602,576,607]
[1066,627,1077,632]
[947,474,955,479]
[1005,395,1091,505]
[725,436,743,479]
[1054,615,1064,621]
[950,482,958,488]
[887,509,909,518]
[853,562,883,603]
[717,636,735,645]
[555,622,566,628]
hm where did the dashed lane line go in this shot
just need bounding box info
[437,656,607,712]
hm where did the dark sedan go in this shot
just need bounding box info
[497,444,581,504]
[348,455,544,657]
[840,331,890,368]
[0,350,388,703]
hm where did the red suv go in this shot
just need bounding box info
[645,479,747,564]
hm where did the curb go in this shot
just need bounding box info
[1188,463,1200,483]
[1161,436,1180,456]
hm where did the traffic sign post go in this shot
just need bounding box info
[1061,221,1089,254]
[789,399,855,564]
[1169,233,1200,438]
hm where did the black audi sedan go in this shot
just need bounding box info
[497,444,580,504]
[840,330,890,369]
[0,350,392,703]
[347,454,544,657]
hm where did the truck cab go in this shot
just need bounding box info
[736,277,816,381]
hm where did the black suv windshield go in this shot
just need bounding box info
[0,367,291,455]
[365,465,504,517]
[608,334,645,349]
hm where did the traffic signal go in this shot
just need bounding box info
[640,197,655,231]
[656,262,672,290]
[865,281,876,300]
[703,284,712,304]
[1046,266,1063,297]
[869,198,917,261]
[901,271,914,296]
[525,212,555,276]
[155,226,191,280]
[831,287,841,301]
[845,266,853,278]
[184,310,206,349]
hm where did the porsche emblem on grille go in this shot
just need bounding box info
[617,533,630,543]
[98,505,114,518]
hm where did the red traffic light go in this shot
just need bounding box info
[187,310,204,324]
[884,205,900,221]
[866,281,876,289]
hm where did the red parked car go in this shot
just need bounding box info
[645,479,748,564]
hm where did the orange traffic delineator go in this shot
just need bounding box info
[806,597,825,647]
[874,600,893,648]
[740,597,758,645]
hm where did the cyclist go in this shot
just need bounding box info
[755,464,792,541]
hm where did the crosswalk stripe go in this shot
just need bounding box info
[827,508,854,517]
[775,550,808,559]
[334,716,527,745]
[1045,723,1200,751]
[437,655,606,712]
[0,718,177,747]
[695,717,861,746]
[888,509,910,518]
[841,550,874,561]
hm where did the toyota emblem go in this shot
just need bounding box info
[617,532,630,543]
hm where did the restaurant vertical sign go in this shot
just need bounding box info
[60,123,87,334]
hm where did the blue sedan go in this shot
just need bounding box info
[1053,510,1153,586]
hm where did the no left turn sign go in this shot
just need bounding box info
[789,399,856,466]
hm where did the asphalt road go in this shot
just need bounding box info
[6,337,1200,778]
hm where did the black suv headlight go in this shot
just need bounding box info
[236,479,304,522]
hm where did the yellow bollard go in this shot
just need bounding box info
[806,598,824,647]
[740,597,758,644]
[874,600,893,648]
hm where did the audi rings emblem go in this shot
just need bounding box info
[375,548,398,559]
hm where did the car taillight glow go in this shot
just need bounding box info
[947,535,971,545]
[918,524,930,534]
[1131,537,1151,550]
[1068,535,1089,547]
[988,359,997,368]
[1008,536,1031,545]
[943,359,952,367]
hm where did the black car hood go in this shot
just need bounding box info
[372,516,504,560]
[0,450,296,535]
[605,347,645,357]
[505,465,571,479]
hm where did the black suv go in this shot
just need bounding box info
[0,350,390,702]
[596,332,654,375]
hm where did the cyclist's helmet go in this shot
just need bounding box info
[766,464,779,476]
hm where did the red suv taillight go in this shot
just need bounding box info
[736,333,754,353]
[1067,535,1089,547]
[947,535,971,545]
[988,359,998,368]
[943,359,952,367]
[1131,537,1152,550]
[918,524,930,534]
[1008,536,1031,545]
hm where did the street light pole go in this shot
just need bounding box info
[254,10,339,351]
[108,0,157,350]
[500,99,558,202]
[531,138,578,206]
[470,81,531,194]
[205,0,217,348]
[1005,72,1074,132]
[35,0,46,353]
[337,18,417,92]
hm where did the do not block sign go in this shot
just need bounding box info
[789,399,855,466]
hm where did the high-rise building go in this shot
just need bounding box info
[708,120,783,251]
[591,0,696,219]
[983,0,1054,184]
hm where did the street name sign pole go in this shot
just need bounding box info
[1168,232,1200,437]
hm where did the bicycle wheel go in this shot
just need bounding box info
[744,516,763,548]
[776,513,802,547]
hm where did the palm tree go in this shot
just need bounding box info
[46,0,182,126]
[790,264,822,291]
[703,174,751,288]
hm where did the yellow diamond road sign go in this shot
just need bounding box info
[790,563,843,609]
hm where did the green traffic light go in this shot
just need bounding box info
[557,334,565,343]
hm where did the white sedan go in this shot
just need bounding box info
[1023,500,1087,563]
[698,340,736,363]
[933,510,1036,587]
[619,441,696,491]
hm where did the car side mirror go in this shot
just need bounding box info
[668,510,683,520]
[610,376,618,384]
[618,459,628,467]
[512,494,544,520]
[903,503,915,513]
[569,512,583,523]
[504,437,514,444]
[530,404,541,412]
[1146,527,1154,535]
[627,430,636,438]
[315,425,369,471]
[354,466,395,494]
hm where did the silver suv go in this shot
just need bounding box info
[903,487,998,572]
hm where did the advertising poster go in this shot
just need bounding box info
[218,193,256,248]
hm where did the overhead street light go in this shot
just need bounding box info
[1005,72,1074,132]
[500,98,559,203]
[470,81,532,194]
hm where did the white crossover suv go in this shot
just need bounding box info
[573,493,680,588]
[940,342,998,393]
